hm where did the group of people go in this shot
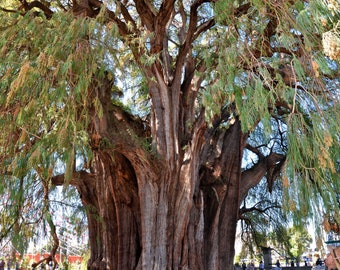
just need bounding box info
[236,254,335,270]
[241,260,264,270]
[238,258,314,270]
[0,259,19,270]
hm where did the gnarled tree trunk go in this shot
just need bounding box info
[55,76,283,270]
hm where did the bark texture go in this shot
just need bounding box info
[55,77,285,270]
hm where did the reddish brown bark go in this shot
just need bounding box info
[48,76,285,270]
[55,79,282,269]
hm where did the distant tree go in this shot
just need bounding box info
[0,1,339,269]
[273,225,312,262]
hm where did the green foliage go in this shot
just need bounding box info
[0,10,113,179]
[0,9,106,252]
[211,0,340,225]
[284,107,339,224]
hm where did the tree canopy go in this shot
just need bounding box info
[0,0,339,269]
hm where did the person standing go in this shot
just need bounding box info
[0,260,5,270]
[242,261,246,270]
[259,261,264,270]
[247,261,255,270]
[316,257,323,266]
[276,260,281,270]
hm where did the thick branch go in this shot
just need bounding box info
[173,0,207,83]
[118,2,137,30]
[51,170,96,188]
[134,0,156,31]
[177,0,251,115]
[245,143,263,158]
[19,0,53,18]
[151,0,175,53]
[240,152,286,202]
[234,2,251,17]
[106,8,133,37]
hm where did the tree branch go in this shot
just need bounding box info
[149,0,175,54]
[19,0,53,18]
[133,0,156,31]
[193,18,215,41]
[240,152,286,202]
[234,2,251,17]
[118,1,137,31]
[0,6,21,14]
[239,201,281,216]
[51,170,96,188]
[245,143,264,158]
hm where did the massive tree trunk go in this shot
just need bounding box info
[77,127,245,270]
[54,74,283,270]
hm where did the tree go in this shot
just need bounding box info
[0,0,339,269]
[274,225,312,262]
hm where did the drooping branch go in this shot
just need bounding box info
[266,155,286,192]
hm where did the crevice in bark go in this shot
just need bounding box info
[82,151,141,270]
